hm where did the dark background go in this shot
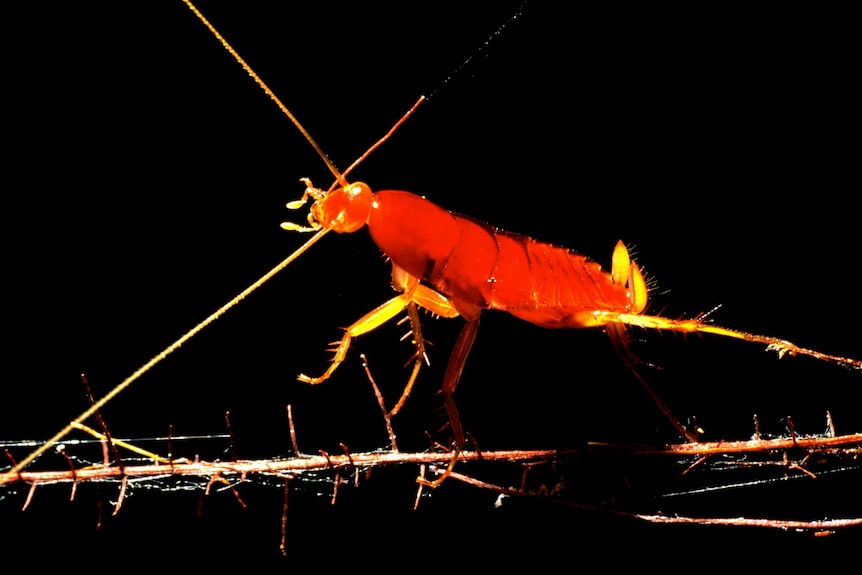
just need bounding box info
[3,1,859,563]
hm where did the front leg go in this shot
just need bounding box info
[299,265,460,387]
[298,294,414,384]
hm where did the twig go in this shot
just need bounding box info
[633,514,862,531]
[286,405,300,456]
[82,374,124,475]
[55,445,78,501]
[639,432,862,455]
[437,466,862,533]
[280,478,290,557]
[7,449,571,484]
[225,411,238,462]
[361,354,398,451]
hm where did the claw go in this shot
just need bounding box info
[767,341,798,359]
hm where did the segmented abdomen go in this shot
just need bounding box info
[368,190,633,329]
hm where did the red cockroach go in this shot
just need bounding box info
[187,1,860,466]
[281,161,862,447]
[4,1,858,486]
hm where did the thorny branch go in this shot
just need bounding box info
[7,431,862,486]
[3,412,860,537]
[2,359,860,549]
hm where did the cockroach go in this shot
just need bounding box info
[3,1,858,486]
[188,1,860,470]
[281,169,861,449]
[216,13,857,470]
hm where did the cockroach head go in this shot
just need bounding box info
[281,178,373,234]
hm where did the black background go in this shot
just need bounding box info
[3,1,860,564]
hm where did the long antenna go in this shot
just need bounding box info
[2,0,431,484]
[0,228,330,484]
[181,1,345,185]
[182,0,426,193]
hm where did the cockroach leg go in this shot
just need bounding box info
[420,315,481,488]
[298,295,414,385]
[388,302,426,416]
[300,269,459,403]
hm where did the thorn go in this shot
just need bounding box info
[414,464,426,510]
[22,482,37,511]
[55,445,78,501]
[112,475,128,516]
[4,449,23,484]
[280,478,291,557]
[225,411,238,462]
[286,404,300,456]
